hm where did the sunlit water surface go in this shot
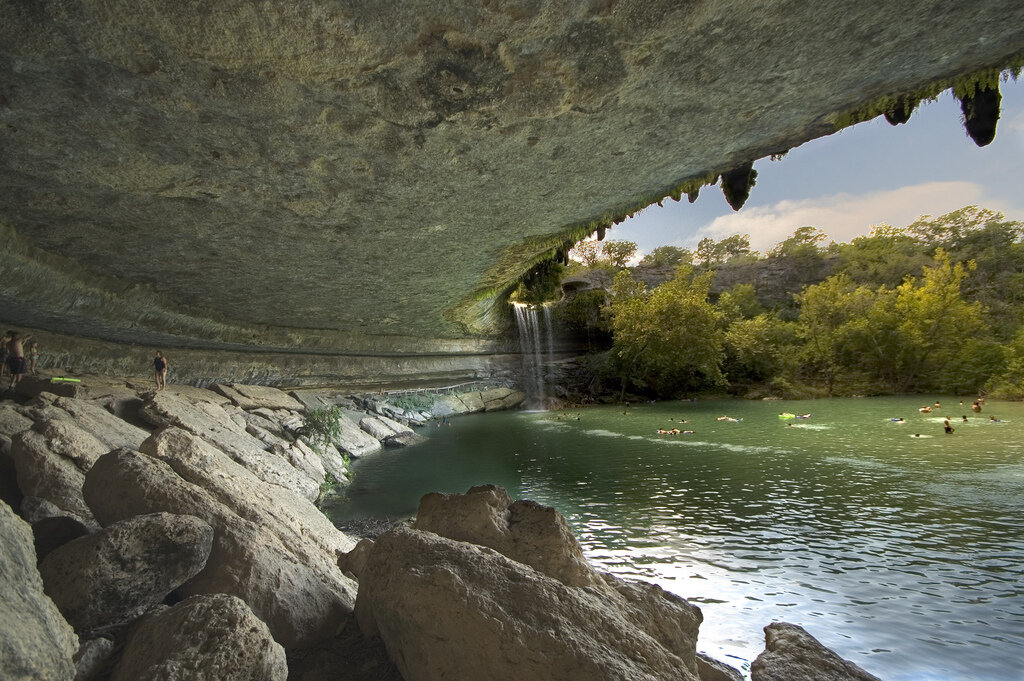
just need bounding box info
[327,397,1024,681]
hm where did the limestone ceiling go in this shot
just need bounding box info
[1,1,1023,353]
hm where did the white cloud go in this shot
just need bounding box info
[693,181,1021,252]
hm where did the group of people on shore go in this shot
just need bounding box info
[1,331,170,393]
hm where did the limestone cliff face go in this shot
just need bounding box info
[1,1,1023,376]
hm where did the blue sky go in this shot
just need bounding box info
[612,77,1024,257]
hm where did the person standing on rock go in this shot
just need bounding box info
[28,341,40,374]
[6,331,32,390]
[154,351,168,390]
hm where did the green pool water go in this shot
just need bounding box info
[327,396,1024,681]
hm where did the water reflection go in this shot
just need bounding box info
[331,397,1024,681]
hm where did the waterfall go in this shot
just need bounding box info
[513,303,553,409]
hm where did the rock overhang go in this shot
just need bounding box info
[1,0,1023,360]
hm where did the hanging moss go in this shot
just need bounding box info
[829,55,1024,131]
[883,95,916,125]
[958,83,1001,146]
[721,162,757,211]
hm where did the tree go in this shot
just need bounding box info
[716,283,763,323]
[639,245,692,268]
[888,250,989,391]
[602,240,638,268]
[570,239,604,267]
[836,223,930,288]
[722,313,799,386]
[695,234,752,266]
[569,238,638,269]
[797,273,877,394]
[608,267,724,397]
[906,205,1008,251]
[768,226,829,259]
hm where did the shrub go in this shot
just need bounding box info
[303,405,342,448]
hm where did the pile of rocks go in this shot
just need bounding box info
[1,378,884,681]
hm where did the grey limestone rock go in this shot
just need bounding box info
[412,485,703,677]
[697,653,744,681]
[751,622,884,681]
[359,415,397,441]
[481,387,527,411]
[39,512,214,633]
[0,499,78,681]
[10,428,99,529]
[111,594,287,681]
[83,438,357,651]
[138,390,321,501]
[73,637,116,681]
[355,525,700,681]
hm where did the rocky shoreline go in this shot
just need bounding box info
[3,374,882,680]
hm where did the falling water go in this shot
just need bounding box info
[512,303,553,409]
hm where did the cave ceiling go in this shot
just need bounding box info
[1,1,1023,354]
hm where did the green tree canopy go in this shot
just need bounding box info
[608,267,724,397]
[695,234,753,266]
[639,245,692,268]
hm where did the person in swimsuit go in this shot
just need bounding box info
[28,341,39,374]
[154,351,168,390]
[6,331,32,390]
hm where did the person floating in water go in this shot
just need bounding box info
[989,415,1002,423]
[890,417,905,423]
[962,415,968,422]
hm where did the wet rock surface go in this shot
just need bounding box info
[751,622,884,681]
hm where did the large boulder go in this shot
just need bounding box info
[82,441,357,650]
[455,391,486,413]
[39,512,213,633]
[427,393,471,417]
[355,525,700,681]
[751,622,884,681]
[138,390,320,501]
[9,427,99,529]
[213,383,305,411]
[359,415,396,441]
[335,408,384,457]
[0,403,33,437]
[481,387,527,411]
[138,426,353,559]
[0,500,78,681]
[48,397,150,451]
[411,485,703,676]
[111,594,287,681]
[415,484,600,588]
[697,653,744,681]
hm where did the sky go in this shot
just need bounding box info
[610,77,1024,258]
